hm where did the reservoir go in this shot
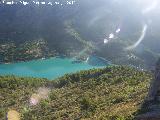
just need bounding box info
[0,56,110,80]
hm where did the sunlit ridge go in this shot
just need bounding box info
[126,24,148,50]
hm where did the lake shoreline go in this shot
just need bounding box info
[1,55,70,65]
[0,55,110,79]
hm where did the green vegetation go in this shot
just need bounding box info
[0,0,159,69]
[0,39,55,63]
[0,66,152,119]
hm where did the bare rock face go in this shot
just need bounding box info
[147,58,160,101]
[136,58,160,120]
[136,111,160,120]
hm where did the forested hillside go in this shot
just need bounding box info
[0,0,159,69]
[0,66,152,119]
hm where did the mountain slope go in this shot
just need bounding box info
[0,66,152,119]
[0,0,160,68]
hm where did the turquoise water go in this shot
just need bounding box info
[0,57,108,80]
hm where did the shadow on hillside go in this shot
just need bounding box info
[135,61,160,120]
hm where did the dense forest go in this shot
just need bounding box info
[0,0,159,69]
[0,66,152,119]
